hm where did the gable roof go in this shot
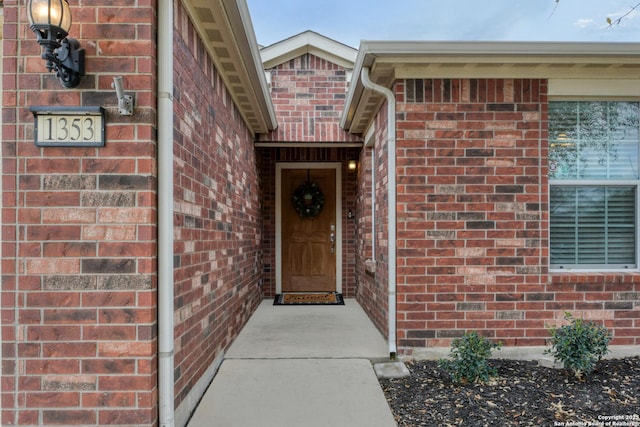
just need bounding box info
[260,30,357,69]
[342,41,640,134]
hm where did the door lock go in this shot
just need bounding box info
[330,224,336,254]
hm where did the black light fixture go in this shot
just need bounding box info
[27,0,85,88]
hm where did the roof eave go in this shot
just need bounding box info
[260,30,357,69]
[341,41,640,134]
[182,0,277,134]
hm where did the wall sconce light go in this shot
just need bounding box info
[28,0,85,88]
[348,160,357,171]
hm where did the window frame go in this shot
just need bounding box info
[549,100,640,272]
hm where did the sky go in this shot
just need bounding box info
[246,0,640,48]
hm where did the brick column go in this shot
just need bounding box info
[2,1,158,424]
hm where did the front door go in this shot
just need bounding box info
[279,166,339,292]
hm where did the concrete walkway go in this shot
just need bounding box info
[187,299,397,427]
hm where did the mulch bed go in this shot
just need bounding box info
[380,357,640,426]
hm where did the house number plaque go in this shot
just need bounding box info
[30,106,106,147]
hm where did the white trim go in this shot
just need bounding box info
[261,30,357,70]
[549,179,639,186]
[549,99,640,272]
[549,79,640,98]
[341,40,640,134]
[365,125,376,264]
[550,267,640,273]
[549,183,640,271]
[550,183,640,273]
[276,162,343,294]
[364,123,375,148]
[355,40,640,57]
[264,70,272,91]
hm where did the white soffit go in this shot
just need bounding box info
[364,41,640,81]
[260,30,357,69]
[342,41,640,134]
[181,0,276,133]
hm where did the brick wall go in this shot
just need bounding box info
[172,3,263,412]
[2,1,158,425]
[391,78,640,353]
[355,105,390,337]
[257,53,360,144]
[395,78,549,351]
[550,274,640,345]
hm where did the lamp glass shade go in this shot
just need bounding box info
[60,0,72,33]
[28,0,72,35]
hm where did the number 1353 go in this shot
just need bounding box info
[35,114,103,147]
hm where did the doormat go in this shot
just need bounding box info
[273,292,345,306]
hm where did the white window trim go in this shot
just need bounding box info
[549,99,640,272]
[549,182,640,272]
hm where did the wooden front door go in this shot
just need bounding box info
[281,168,337,292]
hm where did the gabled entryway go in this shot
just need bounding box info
[256,31,364,301]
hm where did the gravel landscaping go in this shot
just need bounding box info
[380,357,640,426]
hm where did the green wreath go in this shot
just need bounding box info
[292,181,325,219]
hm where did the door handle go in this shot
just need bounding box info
[330,224,336,254]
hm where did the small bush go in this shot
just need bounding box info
[545,312,611,378]
[438,331,502,383]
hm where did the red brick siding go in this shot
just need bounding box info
[172,3,263,412]
[257,53,361,144]
[258,147,360,298]
[396,78,549,351]
[391,78,640,353]
[355,105,390,338]
[2,1,158,425]
[551,274,640,345]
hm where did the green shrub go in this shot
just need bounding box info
[545,312,611,378]
[438,331,502,383]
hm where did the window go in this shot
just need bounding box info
[549,101,640,269]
